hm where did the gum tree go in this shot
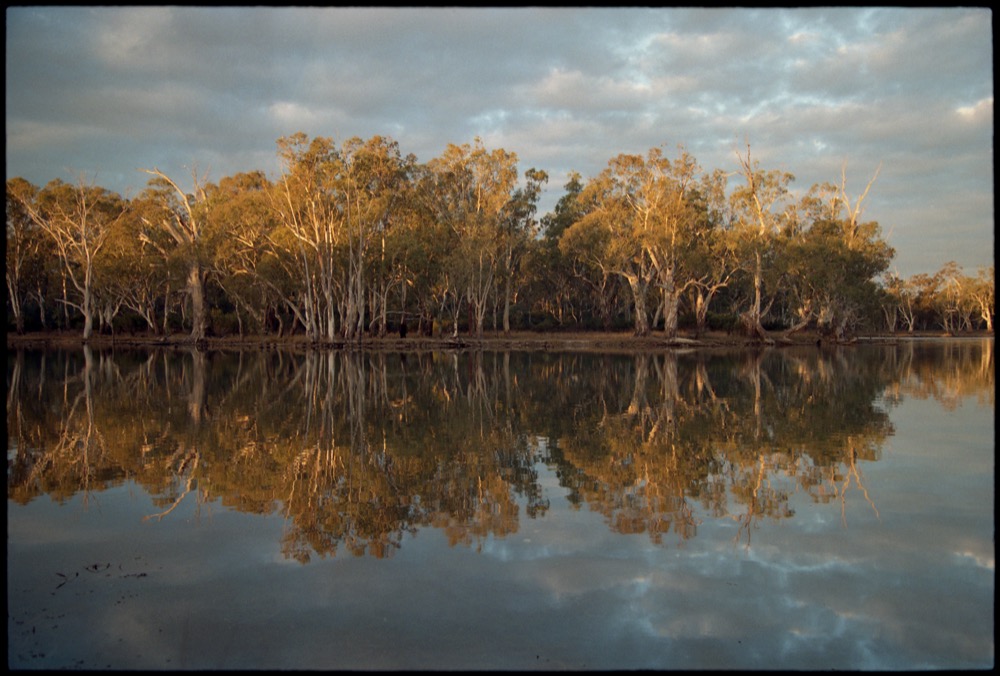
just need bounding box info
[565,146,703,337]
[139,167,212,341]
[9,177,127,340]
[729,144,795,341]
[426,138,519,337]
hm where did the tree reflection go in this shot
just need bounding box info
[6,339,993,559]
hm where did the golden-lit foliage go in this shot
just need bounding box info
[7,340,993,559]
[12,137,984,343]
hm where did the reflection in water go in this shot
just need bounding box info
[6,339,994,560]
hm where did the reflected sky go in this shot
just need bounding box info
[7,340,995,670]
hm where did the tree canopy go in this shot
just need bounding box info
[6,135,993,340]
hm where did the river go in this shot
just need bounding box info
[6,339,994,669]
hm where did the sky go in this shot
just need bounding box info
[5,6,994,278]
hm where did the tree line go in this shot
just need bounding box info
[6,133,995,341]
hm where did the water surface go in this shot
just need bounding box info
[7,339,994,669]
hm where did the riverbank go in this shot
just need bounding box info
[7,328,984,353]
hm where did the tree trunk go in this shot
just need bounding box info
[660,274,679,339]
[745,252,769,341]
[82,310,94,340]
[694,291,709,337]
[162,282,171,335]
[502,276,512,334]
[188,263,207,341]
[625,274,650,337]
[81,269,95,341]
[35,287,46,330]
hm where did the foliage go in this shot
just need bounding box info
[6,136,992,340]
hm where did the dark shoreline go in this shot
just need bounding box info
[6,329,990,353]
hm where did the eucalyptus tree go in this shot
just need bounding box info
[782,218,893,339]
[271,133,344,341]
[686,170,737,336]
[891,274,922,332]
[497,167,547,333]
[569,153,654,335]
[880,272,907,333]
[426,138,519,337]
[96,203,169,334]
[5,178,44,333]
[393,162,454,335]
[139,167,213,341]
[729,144,795,340]
[271,133,410,341]
[780,165,893,338]
[908,271,945,330]
[202,171,281,336]
[541,172,609,327]
[340,135,412,338]
[644,148,703,337]
[563,146,703,337]
[934,261,981,333]
[558,206,620,329]
[970,266,995,331]
[8,177,127,340]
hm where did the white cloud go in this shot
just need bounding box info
[5,6,993,277]
[955,97,993,123]
[267,101,319,127]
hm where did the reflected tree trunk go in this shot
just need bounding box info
[187,349,207,424]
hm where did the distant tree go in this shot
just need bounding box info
[729,144,795,341]
[9,177,127,340]
[139,167,213,341]
[203,171,280,336]
[6,178,45,333]
[342,135,411,338]
[544,172,615,328]
[969,266,995,332]
[686,169,737,337]
[426,139,519,337]
[497,167,547,333]
[564,147,704,337]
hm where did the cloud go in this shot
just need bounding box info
[5,6,993,277]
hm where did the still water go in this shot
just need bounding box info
[7,339,994,670]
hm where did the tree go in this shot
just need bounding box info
[269,134,410,341]
[565,146,703,337]
[935,261,966,333]
[729,144,795,341]
[783,218,892,339]
[969,266,995,332]
[9,177,126,340]
[497,167,547,333]
[340,135,411,339]
[570,154,655,336]
[97,202,169,334]
[558,209,620,329]
[908,271,944,330]
[645,148,703,338]
[745,161,891,341]
[139,167,213,341]
[543,172,611,328]
[881,272,909,332]
[393,163,455,335]
[271,133,344,341]
[687,171,737,336]
[426,139,519,337]
[203,171,280,336]
[6,178,45,333]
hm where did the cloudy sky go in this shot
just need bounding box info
[5,6,993,278]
